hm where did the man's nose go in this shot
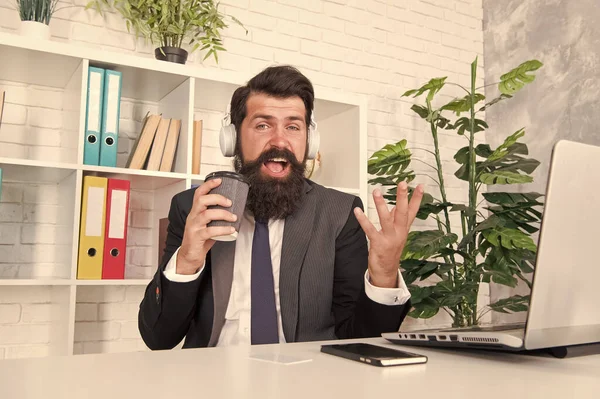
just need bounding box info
[268,125,290,149]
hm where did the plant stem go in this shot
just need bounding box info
[412,158,439,172]
[430,122,453,236]
[417,174,441,187]
[447,82,471,96]
[466,58,479,325]
[430,119,458,290]
[412,147,438,157]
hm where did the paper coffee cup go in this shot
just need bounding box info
[204,171,250,241]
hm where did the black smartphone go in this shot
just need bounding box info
[321,343,428,367]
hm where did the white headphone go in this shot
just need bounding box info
[219,105,320,160]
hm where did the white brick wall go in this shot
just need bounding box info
[74,286,150,354]
[0,287,53,359]
[0,0,485,352]
[0,180,72,278]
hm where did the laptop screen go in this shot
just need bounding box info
[524,140,600,350]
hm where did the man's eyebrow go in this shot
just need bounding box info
[250,114,305,123]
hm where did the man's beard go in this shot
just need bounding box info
[235,148,306,221]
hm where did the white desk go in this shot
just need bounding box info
[0,337,598,398]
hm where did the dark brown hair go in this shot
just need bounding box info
[229,65,315,159]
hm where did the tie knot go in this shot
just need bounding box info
[255,217,268,225]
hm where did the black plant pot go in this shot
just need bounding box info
[155,46,188,64]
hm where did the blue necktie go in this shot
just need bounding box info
[251,219,279,345]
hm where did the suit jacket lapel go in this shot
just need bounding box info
[280,181,315,342]
[208,240,235,346]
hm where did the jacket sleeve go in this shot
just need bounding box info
[332,196,412,339]
[138,193,206,350]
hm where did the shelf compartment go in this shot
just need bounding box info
[0,59,84,164]
[74,171,187,282]
[0,163,77,280]
[0,285,73,359]
[73,285,149,355]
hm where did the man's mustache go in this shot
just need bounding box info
[254,147,301,166]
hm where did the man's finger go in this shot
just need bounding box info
[408,184,425,227]
[190,193,232,217]
[394,182,409,229]
[354,207,378,239]
[373,189,394,233]
[196,178,222,197]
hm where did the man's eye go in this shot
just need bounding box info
[287,125,300,131]
[257,124,269,130]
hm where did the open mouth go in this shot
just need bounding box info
[263,157,290,177]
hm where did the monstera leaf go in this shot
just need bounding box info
[478,93,513,112]
[367,140,412,176]
[441,93,486,116]
[482,226,537,251]
[403,77,447,102]
[488,295,530,313]
[401,259,453,284]
[450,117,488,135]
[479,171,533,185]
[499,60,543,95]
[483,192,544,234]
[487,129,526,161]
[402,230,459,260]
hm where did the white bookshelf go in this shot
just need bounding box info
[0,32,367,358]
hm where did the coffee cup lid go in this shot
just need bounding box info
[205,171,250,186]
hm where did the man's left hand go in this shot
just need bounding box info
[354,182,424,288]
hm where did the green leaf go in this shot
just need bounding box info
[451,117,488,135]
[449,204,477,217]
[483,192,544,234]
[482,226,537,251]
[367,140,412,176]
[499,60,543,95]
[454,144,493,164]
[410,104,429,119]
[403,230,459,260]
[416,201,453,220]
[488,295,530,314]
[409,297,440,319]
[441,93,485,116]
[401,260,451,284]
[402,77,447,102]
[487,128,525,162]
[478,93,513,112]
[434,279,478,308]
[482,270,519,287]
[479,170,533,185]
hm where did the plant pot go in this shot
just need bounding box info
[154,47,188,64]
[19,21,51,40]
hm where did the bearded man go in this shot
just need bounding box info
[138,65,424,349]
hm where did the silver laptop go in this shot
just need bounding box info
[383,139,600,352]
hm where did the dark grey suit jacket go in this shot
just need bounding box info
[138,179,411,349]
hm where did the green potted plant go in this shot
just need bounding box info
[86,0,246,64]
[15,0,61,39]
[368,57,544,328]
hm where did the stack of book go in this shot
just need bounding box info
[126,112,182,172]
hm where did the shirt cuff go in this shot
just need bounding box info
[162,247,204,283]
[364,270,411,306]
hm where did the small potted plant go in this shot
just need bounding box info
[15,0,60,39]
[86,0,246,64]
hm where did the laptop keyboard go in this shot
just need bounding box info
[440,322,526,333]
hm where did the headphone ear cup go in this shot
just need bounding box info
[219,124,237,157]
[306,125,320,160]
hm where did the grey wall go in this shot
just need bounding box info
[483,0,600,322]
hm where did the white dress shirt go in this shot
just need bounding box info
[163,212,411,346]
